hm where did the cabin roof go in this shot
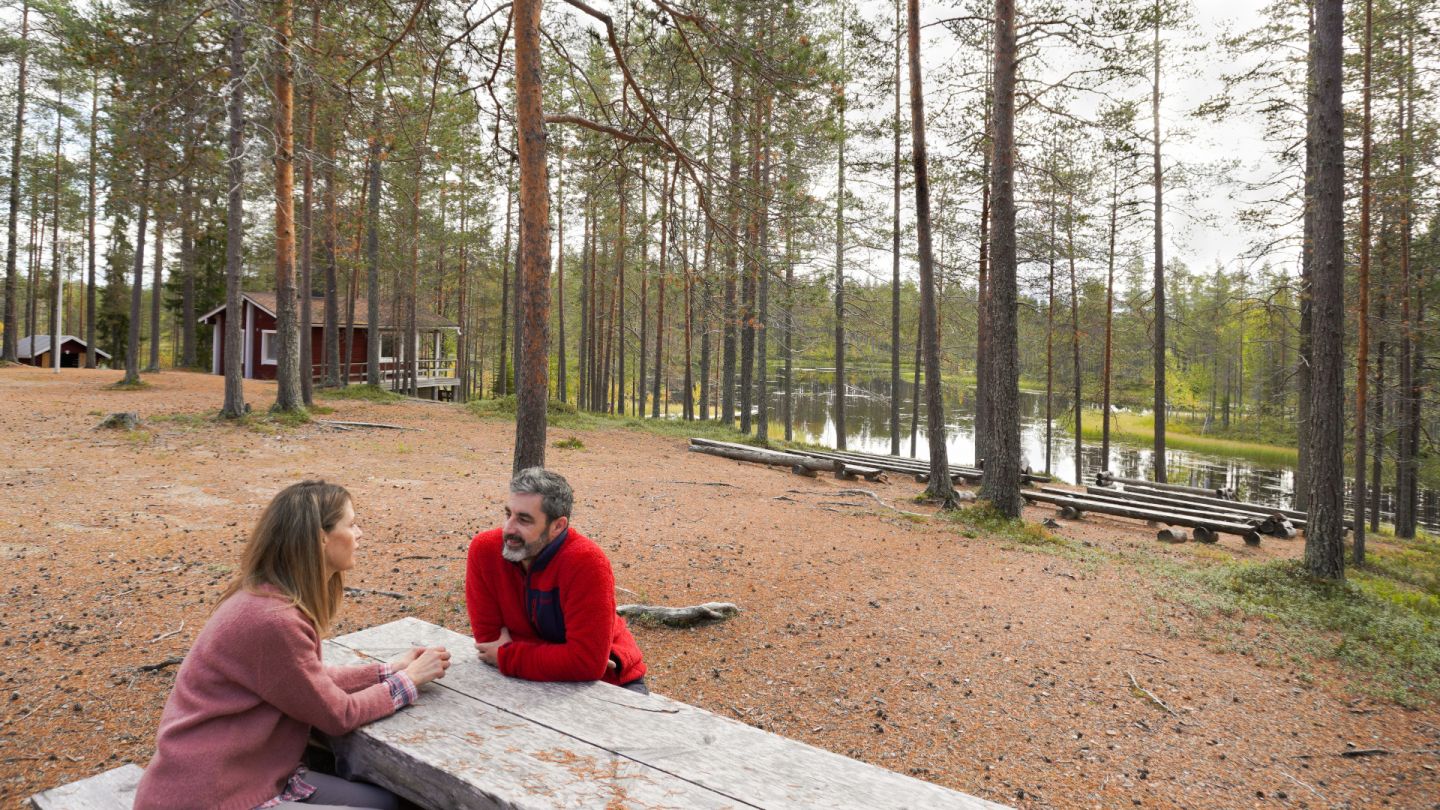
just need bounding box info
[16,335,113,360]
[199,292,459,331]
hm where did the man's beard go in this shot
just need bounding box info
[502,532,541,563]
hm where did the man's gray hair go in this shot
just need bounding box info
[510,467,573,522]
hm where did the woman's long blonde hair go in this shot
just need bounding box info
[219,480,351,634]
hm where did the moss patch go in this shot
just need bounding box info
[315,384,404,403]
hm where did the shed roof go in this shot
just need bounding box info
[199,292,459,331]
[16,335,113,360]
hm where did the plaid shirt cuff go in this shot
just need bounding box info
[383,670,418,709]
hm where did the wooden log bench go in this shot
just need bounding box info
[321,617,1009,809]
[29,763,143,809]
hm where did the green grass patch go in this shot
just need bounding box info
[315,384,405,403]
[553,436,585,450]
[106,379,152,391]
[1081,411,1299,467]
[947,501,1082,555]
[1151,557,1440,704]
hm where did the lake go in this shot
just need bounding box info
[764,371,1440,533]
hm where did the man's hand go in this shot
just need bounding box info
[475,627,512,667]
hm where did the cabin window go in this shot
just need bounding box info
[260,330,278,365]
[380,332,400,361]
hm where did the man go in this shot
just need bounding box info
[465,467,649,693]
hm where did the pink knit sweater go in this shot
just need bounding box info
[134,587,394,810]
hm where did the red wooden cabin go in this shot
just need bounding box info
[199,292,460,397]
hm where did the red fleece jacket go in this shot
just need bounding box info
[465,527,646,685]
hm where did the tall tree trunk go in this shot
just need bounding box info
[700,114,715,422]
[833,5,848,449]
[975,80,992,454]
[721,74,741,425]
[322,114,341,387]
[1067,188,1082,483]
[498,166,513,396]
[85,69,98,368]
[639,166,648,417]
[1296,1,1317,510]
[1354,0,1373,564]
[512,0,551,472]
[49,81,62,373]
[653,164,672,419]
[2,0,29,363]
[1398,23,1420,539]
[979,0,1020,516]
[148,218,163,372]
[364,75,383,387]
[578,194,590,408]
[1102,162,1118,465]
[554,143,566,405]
[909,0,957,506]
[1151,0,1168,483]
[272,0,303,412]
[180,173,196,368]
[1304,0,1346,580]
[890,0,903,455]
[615,167,627,415]
[124,167,151,385]
[221,3,246,416]
[1045,181,1056,475]
[755,101,772,440]
[299,8,317,404]
[683,174,696,422]
[456,163,470,399]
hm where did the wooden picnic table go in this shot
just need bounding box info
[323,618,1007,809]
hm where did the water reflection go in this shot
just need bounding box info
[770,371,1440,533]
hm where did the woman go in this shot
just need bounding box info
[135,480,450,810]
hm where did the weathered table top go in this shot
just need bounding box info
[324,618,1007,810]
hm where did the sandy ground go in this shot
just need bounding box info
[0,365,1437,809]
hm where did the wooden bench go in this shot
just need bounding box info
[29,763,143,809]
[323,617,1008,809]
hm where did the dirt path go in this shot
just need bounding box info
[1,366,1436,808]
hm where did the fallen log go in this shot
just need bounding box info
[1096,471,1234,499]
[1022,490,1262,544]
[1115,483,1311,524]
[1085,485,1305,529]
[687,441,834,473]
[1063,486,1294,538]
[318,420,417,431]
[617,602,741,628]
[835,462,886,482]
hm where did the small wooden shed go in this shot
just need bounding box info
[16,335,112,368]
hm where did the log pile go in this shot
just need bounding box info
[687,437,1050,487]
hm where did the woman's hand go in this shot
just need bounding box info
[403,646,451,686]
[387,646,426,672]
[475,627,512,667]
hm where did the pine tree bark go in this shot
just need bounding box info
[272,0,303,412]
[1067,189,1082,483]
[221,1,246,417]
[1102,163,1118,464]
[890,0,903,456]
[512,0,551,472]
[755,100,772,440]
[180,173,196,368]
[1150,0,1168,483]
[364,79,383,387]
[49,82,62,374]
[85,69,98,368]
[148,218,163,373]
[1353,0,1373,564]
[322,114,341,388]
[833,7,848,449]
[554,143,566,405]
[299,9,317,404]
[124,167,151,385]
[615,167,627,415]
[978,0,1020,516]
[1303,0,1346,580]
[720,74,741,425]
[653,164,672,419]
[2,0,29,363]
[909,0,957,506]
[498,166,513,396]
